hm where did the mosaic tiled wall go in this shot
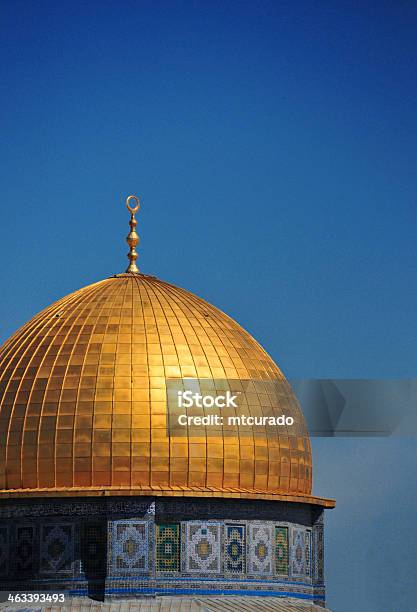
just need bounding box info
[110,520,149,575]
[275,526,288,576]
[182,522,221,573]
[224,524,245,574]
[313,524,324,582]
[0,525,8,577]
[0,518,321,582]
[291,527,306,577]
[305,529,311,577]
[156,524,180,573]
[40,523,74,574]
[248,523,273,576]
[0,498,326,606]
[81,522,107,577]
[15,524,36,573]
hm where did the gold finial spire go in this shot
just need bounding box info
[125,195,140,273]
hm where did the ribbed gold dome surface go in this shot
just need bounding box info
[0,272,331,504]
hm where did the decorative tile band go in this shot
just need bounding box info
[225,524,246,574]
[313,524,324,581]
[248,523,273,576]
[156,524,180,573]
[40,523,74,575]
[183,522,221,574]
[291,527,305,578]
[15,524,36,573]
[0,525,9,577]
[305,529,311,577]
[275,526,289,576]
[100,587,325,601]
[81,522,107,577]
[0,514,324,604]
[111,520,149,575]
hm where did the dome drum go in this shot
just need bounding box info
[0,494,327,606]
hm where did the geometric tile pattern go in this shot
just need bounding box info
[111,521,149,574]
[305,529,311,577]
[81,523,107,577]
[313,525,324,581]
[156,524,180,573]
[15,525,35,573]
[291,528,306,577]
[248,524,273,575]
[0,511,326,600]
[184,522,221,573]
[40,524,74,574]
[0,526,8,576]
[224,524,245,574]
[275,526,288,576]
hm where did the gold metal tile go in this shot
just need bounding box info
[0,273,329,505]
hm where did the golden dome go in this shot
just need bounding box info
[0,198,333,507]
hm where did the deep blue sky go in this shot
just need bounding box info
[0,2,416,611]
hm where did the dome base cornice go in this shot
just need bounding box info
[0,486,335,507]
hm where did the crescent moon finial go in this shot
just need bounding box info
[125,195,141,273]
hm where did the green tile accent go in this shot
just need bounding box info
[156,523,180,572]
[275,526,289,576]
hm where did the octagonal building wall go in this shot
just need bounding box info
[0,496,326,607]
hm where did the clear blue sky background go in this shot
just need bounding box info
[0,2,416,610]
